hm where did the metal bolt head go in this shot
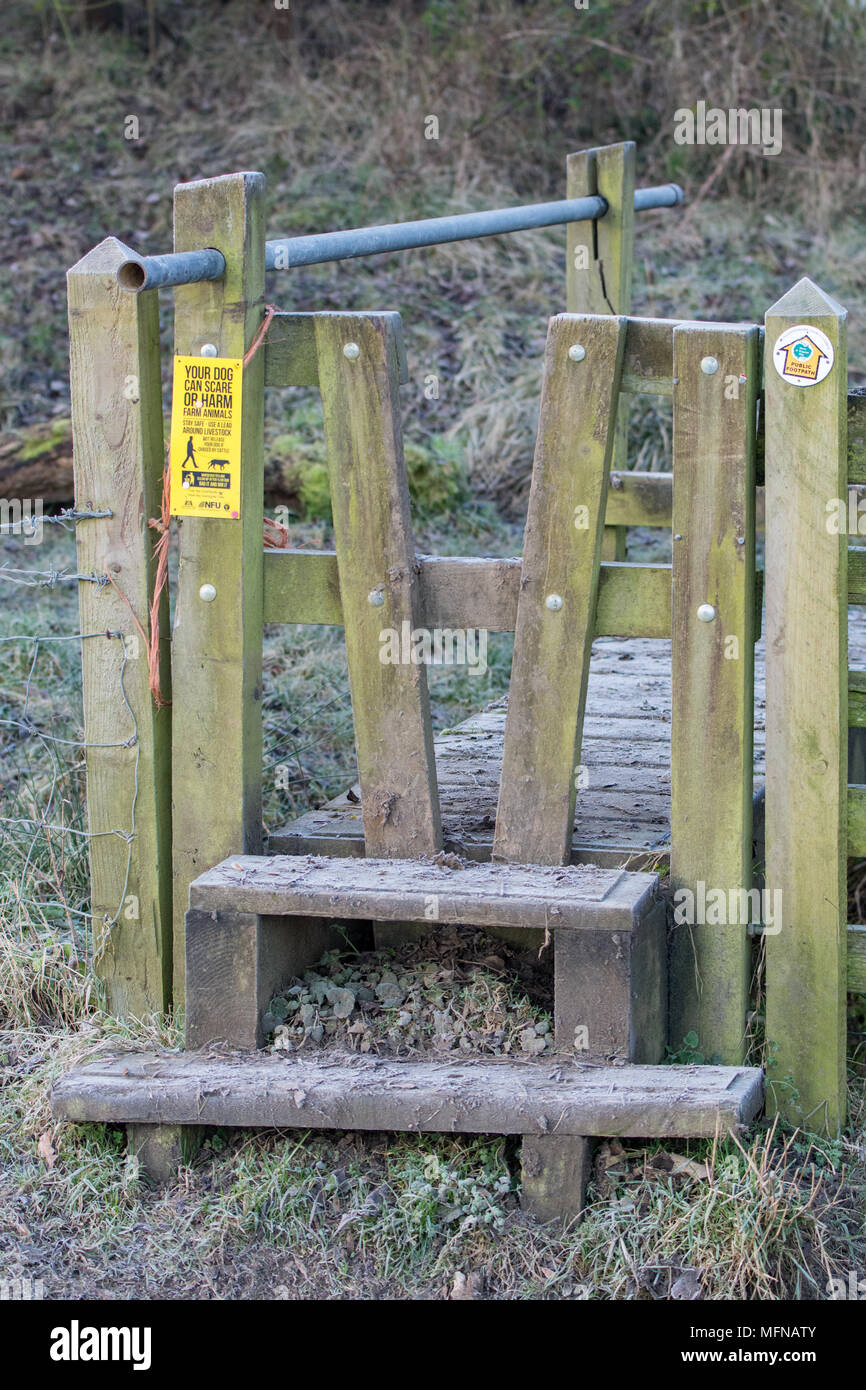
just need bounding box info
[200,344,218,358]
[700,356,719,375]
[343,342,361,360]
[199,583,217,602]
[568,345,586,363]
[697,603,716,622]
[545,593,563,611]
[368,588,385,607]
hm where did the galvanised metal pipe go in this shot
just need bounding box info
[115,248,227,292]
[115,184,683,290]
[266,184,683,269]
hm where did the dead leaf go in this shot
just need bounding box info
[450,1269,484,1300]
[37,1131,56,1168]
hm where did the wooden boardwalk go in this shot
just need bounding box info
[272,617,866,869]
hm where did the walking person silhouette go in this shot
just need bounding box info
[183,436,197,468]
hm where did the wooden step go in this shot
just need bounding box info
[189,854,658,933]
[52,1049,764,1139]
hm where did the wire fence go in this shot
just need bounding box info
[0,516,138,979]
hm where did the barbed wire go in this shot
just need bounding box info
[0,563,110,589]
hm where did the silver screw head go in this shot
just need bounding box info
[199,583,217,602]
[568,345,586,363]
[200,344,218,358]
[700,356,719,375]
[368,588,385,607]
[545,593,563,611]
[697,603,716,622]
[343,342,361,360]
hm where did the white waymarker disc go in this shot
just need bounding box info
[772,323,835,387]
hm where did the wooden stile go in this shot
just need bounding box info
[170,173,267,1002]
[669,323,759,1064]
[764,278,848,1132]
[67,237,172,1014]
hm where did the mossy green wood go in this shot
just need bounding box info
[669,323,759,1064]
[848,924,866,993]
[764,278,848,1133]
[314,313,442,858]
[170,173,266,1002]
[493,313,627,866]
[67,237,173,1015]
[262,549,672,637]
[848,671,866,727]
[847,784,866,853]
[566,144,635,562]
[847,391,866,483]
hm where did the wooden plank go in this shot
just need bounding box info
[262,550,672,637]
[621,317,679,394]
[263,311,408,388]
[670,323,759,1063]
[847,389,866,483]
[847,784,866,855]
[849,670,866,727]
[494,314,627,865]
[848,924,866,993]
[764,278,848,1133]
[847,546,866,601]
[170,173,266,1003]
[189,853,656,933]
[67,237,172,1014]
[51,1052,765,1138]
[314,312,441,857]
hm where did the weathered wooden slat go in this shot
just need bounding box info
[263,311,408,388]
[670,323,759,1063]
[847,546,866,601]
[51,1052,764,1138]
[169,173,266,1003]
[848,390,866,483]
[315,313,441,858]
[263,550,672,636]
[494,314,627,865]
[764,278,848,1133]
[67,238,173,1015]
[189,853,656,933]
[847,784,866,855]
[849,671,866,727]
[848,923,866,993]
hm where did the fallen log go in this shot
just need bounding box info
[0,419,74,504]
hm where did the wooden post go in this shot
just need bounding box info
[67,237,172,1014]
[764,278,848,1132]
[494,313,627,865]
[669,323,759,1064]
[170,173,266,1003]
[315,312,442,949]
[566,142,635,560]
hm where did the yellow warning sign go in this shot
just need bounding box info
[169,356,243,519]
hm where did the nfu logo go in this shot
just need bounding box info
[0,497,43,544]
[50,1321,152,1371]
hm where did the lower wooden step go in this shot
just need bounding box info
[52,1050,764,1139]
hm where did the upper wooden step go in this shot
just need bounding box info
[189,854,658,933]
[52,1050,764,1139]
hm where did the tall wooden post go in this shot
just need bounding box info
[170,174,267,1002]
[566,142,635,560]
[669,323,759,1063]
[67,237,173,1014]
[764,278,848,1132]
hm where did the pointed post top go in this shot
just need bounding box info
[67,236,140,280]
[766,276,847,322]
